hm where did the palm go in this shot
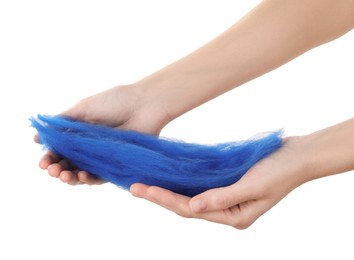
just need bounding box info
[37,85,168,185]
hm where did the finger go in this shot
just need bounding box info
[130,183,268,228]
[47,160,73,178]
[39,151,61,169]
[61,106,82,118]
[33,134,40,143]
[193,199,271,229]
[77,171,105,185]
[129,183,147,198]
[189,180,256,213]
[130,183,194,218]
[130,184,240,226]
[232,199,272,229]
[59,170,81,185]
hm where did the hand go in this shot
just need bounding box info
[35,84,171,185]
[130,136,310,229]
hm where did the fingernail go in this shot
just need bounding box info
[191,198,207,212]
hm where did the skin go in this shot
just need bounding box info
[131,119,354,229]
[36,0,354,228]
[36,85,170,185]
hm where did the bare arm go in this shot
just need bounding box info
[39,0,354,186]
[302,118,354,182]
[130,0,354,228]
[136,0,354,121]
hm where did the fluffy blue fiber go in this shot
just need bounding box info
[31,115,283,197]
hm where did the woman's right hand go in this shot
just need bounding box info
[35,84,171,185]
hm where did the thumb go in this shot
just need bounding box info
[189,181,255,213]
[33,107,79,144]
[61,104,84,119]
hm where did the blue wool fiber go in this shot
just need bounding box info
[31,115,283,196]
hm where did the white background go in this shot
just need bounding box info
[1,0,353,259]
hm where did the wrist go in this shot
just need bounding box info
[134,73,194,122]
[127,82,174,134]
[300,118,354,183]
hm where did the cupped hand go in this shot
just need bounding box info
[35,84,171,185]
[130,136,311,229]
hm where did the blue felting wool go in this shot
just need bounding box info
[31,115,283,197]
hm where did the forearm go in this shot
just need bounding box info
[136,0,353,120]
[301,118,354,183]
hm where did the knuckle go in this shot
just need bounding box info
[78,173,88,182]
[175,207,198,219]
[176,211,192,218]
[231,218,252,230]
